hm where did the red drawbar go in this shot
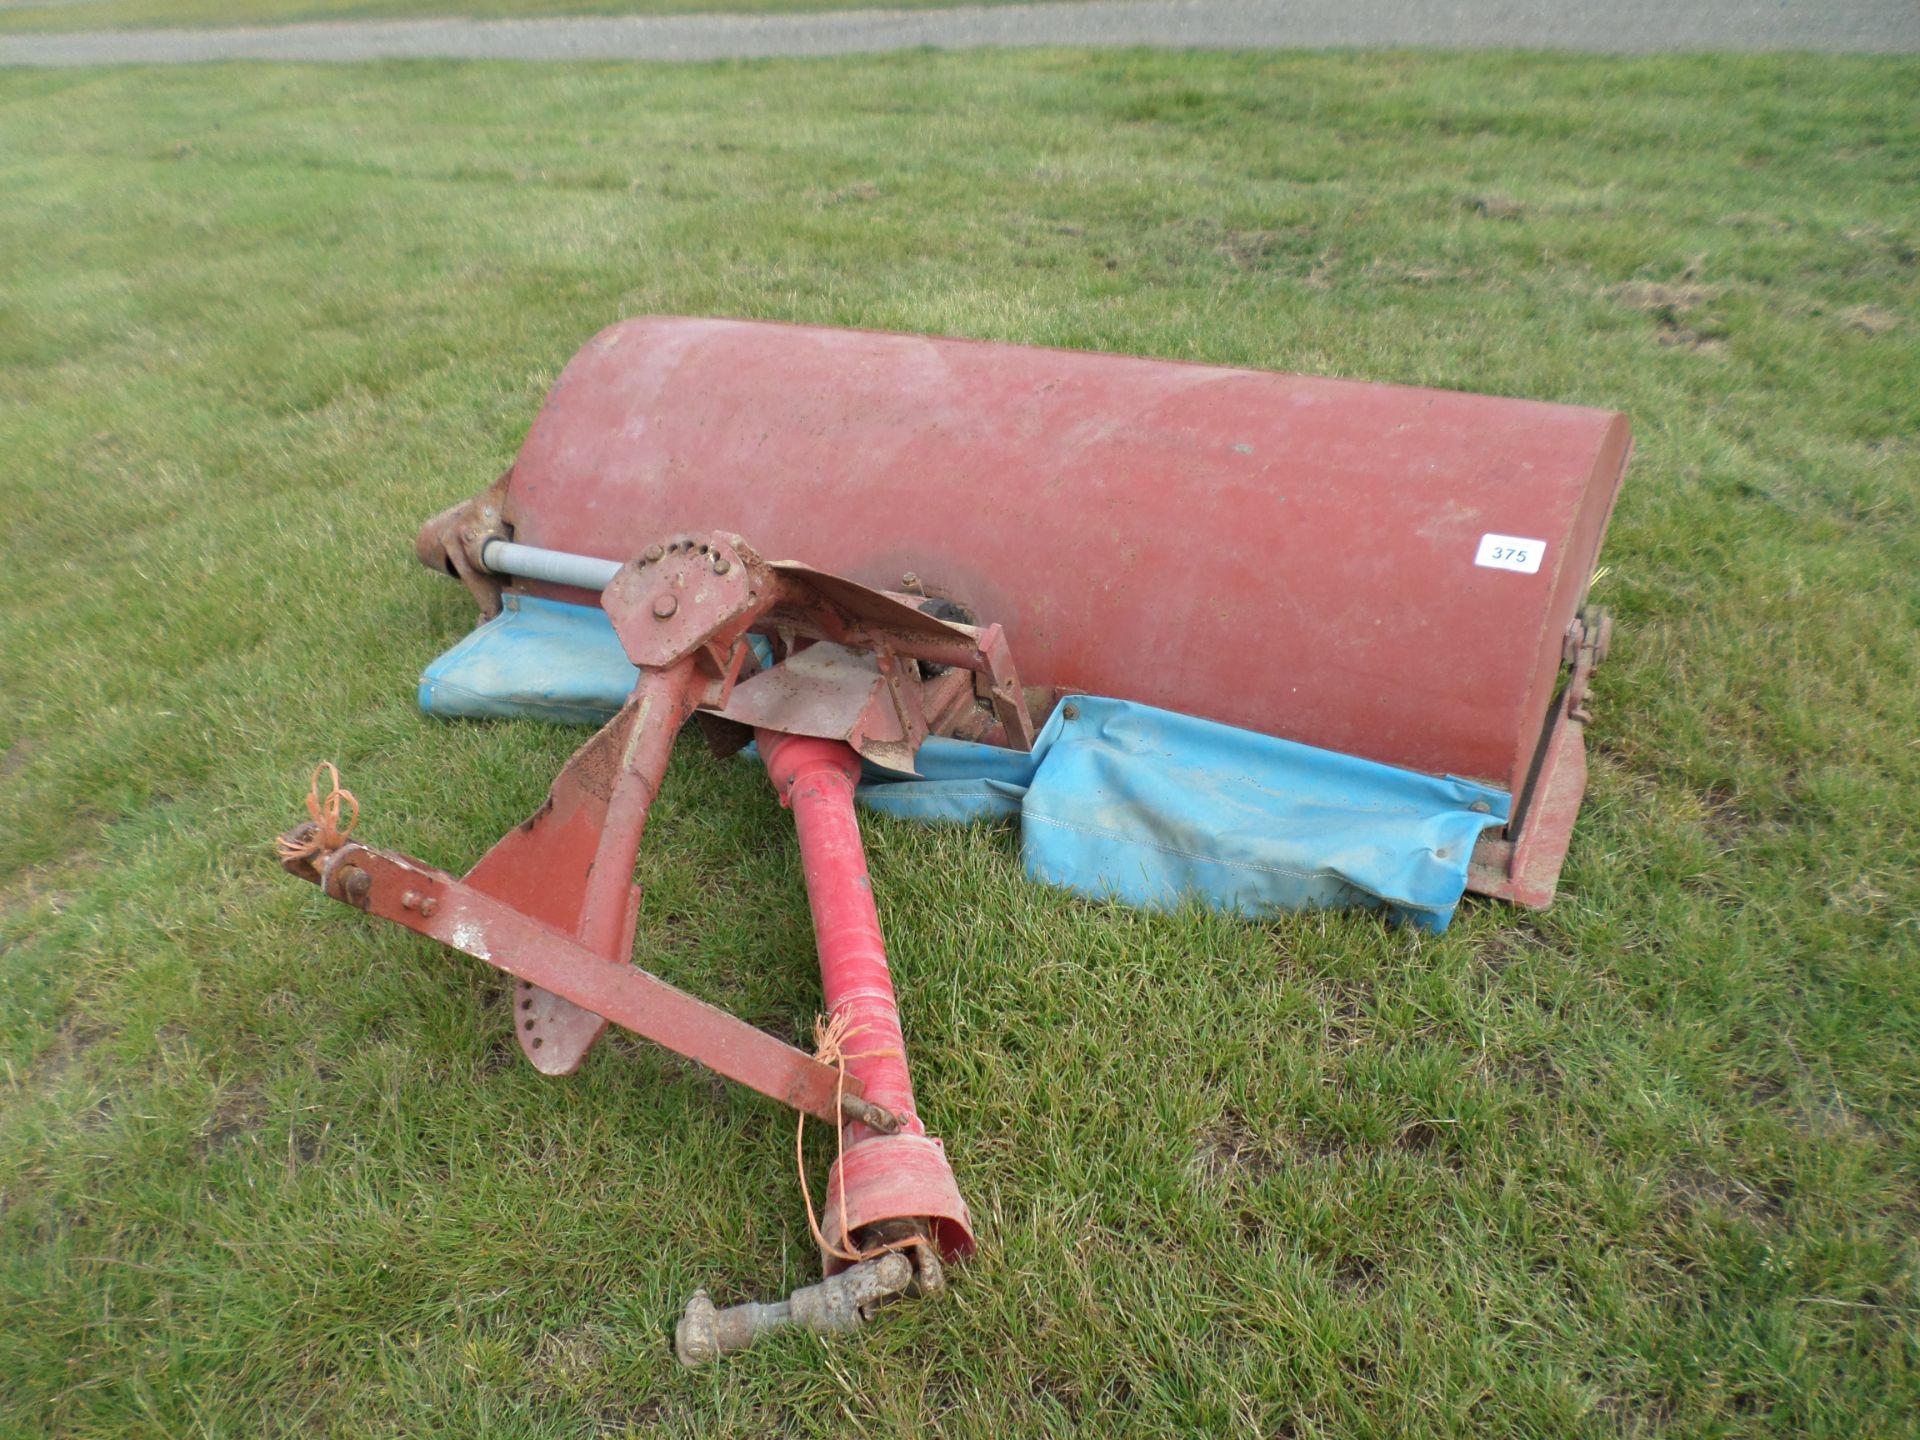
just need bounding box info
[759,731,975,1271]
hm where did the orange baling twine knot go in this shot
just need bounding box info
[276,762,359,865]
[796,1010,933,1268]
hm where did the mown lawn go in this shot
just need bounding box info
[2,50,1918,1439]
[0,0,1042,38]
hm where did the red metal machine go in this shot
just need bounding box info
[423,317,1629,908]
[284,317,1629,1358]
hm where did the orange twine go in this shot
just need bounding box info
[276,762,359,864]
[796,1009,932,1268]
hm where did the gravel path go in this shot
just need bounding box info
[2,0,1915,66]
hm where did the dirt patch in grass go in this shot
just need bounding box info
[1197,1104,1461,1183]
[481,1028,522,1073]
[1660,327,1727,355]
[0,856,94,932]
[531,1327,603,1389]
[1310,977,1378,1047]
[1469,193,1526,220]
[1396,1119,1444,1154]
[1500,1047,1566,1100]
[814,180,880,207]
[1189,218,1316,270]
[1480,926,1568,972]
[529,1328,668,1430]
[1610,279,1720,312]
[282,1121,328,1181]
[1839,303,1901,335]
[197,1087,266,1154]
[1667,1164,1787,1227]
[1193,1106,1285,1182]
[1025,1369,1087,1421]
[1331,1251,1384,1295]
[1595,1392,1680,1436]
[1609,278,1731,353]
[1697,785,1749,848]
[23,1018,106,1089]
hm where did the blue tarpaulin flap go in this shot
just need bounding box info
[862,700,1508,932]
[420,595,637,727]
[419,599,1509,931]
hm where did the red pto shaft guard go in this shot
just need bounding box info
[761,732,974,1271]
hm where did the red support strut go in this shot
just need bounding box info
[759,731,975,1273]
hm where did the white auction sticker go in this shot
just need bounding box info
[1474,533,1547,574]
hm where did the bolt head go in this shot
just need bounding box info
[712,556,730,575]
[653,593,679,620]
[644,543,664,562]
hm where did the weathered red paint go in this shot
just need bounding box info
[760,731,974,1268]
[460,317,1628,902]
[462,669,700,1074]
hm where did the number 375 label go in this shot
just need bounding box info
[1474,533,1547,575]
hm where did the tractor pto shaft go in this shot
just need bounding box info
[675,1253,914,1366]
[757,730,974,1273]
[760,732,922,1142]
[479,539,621,592]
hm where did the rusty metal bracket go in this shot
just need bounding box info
[1562,604,1612,726]
[415,468,513,618]
[1467,604,1612,909]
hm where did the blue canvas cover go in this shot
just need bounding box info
[419,598,1509,931]
[420,594,640,727]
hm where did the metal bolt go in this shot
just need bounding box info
[401,890,421,911]
[653,593,679,620]
[339,866,371,908]
[1470,800,1491,814]
[644,543,664,562]
[840,1093,904,1134]
[712,556,730,575]
[1062,703,1080,721]
[419,898,437,918]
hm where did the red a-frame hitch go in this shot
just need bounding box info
[278,532,1037,1361]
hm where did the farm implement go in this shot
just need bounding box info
[278,317,1629,1360]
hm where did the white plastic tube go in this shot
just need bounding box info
[479,540,623,592]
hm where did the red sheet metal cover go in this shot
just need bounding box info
[503,317,1630,796]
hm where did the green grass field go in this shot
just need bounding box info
[0,0,1032,39]
[3,50,1918,1439]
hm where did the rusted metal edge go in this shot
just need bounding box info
[1466,702,1588,911]
[1466,606,1609,910]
